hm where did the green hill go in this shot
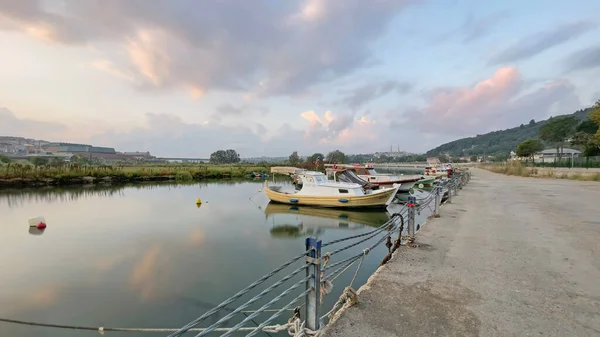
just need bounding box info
[426,108,592,157]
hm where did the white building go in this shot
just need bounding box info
[535,148,581,163]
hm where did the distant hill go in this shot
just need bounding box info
[426,108,593,157]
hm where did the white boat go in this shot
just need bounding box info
[324,164,421,192]
[264,169,399,209]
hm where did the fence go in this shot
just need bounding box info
[167,171,472,337]
[532,156,600,168]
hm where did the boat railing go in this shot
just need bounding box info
[163,174,471,336]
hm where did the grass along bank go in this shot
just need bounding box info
[0,163,272,188]
[482,161,600,181]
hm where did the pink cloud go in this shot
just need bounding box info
[299,110,378,146]
[423,67,521,127]
[411,66,581,135]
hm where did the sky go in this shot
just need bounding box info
[1,0,599,158]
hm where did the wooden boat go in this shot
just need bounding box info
[325,164,420,192]
[325,168,380,190]
[424,164,453,177]
[416,176,436,188]
[264,170,399,209]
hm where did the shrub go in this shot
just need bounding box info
[175,171,193,181]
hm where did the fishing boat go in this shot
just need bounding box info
[415,176,436,188]
[424,164,453,177]
[325,164,421,192]
[264,169,399,209]
[325,168,380,190]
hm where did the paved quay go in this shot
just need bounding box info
[321,168,600,337]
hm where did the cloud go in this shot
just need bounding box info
[408,67,582,135]
[298,110,377,148]
[436,11,509,44]
[211,104,269,122]
[489,21,595,65]
[0,108,67,137]
[89,113,264,157]
[564,45,600,73]
[338,80,413,109]
[460,11,509,43]
[0,0,416,97]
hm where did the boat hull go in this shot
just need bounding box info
[264,187,397,209]
[416,177,436,187]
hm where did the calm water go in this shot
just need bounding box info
[0,179,433,336]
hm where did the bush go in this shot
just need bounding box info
[175,171,193,181]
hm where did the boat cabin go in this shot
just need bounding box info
[297,171,368,196]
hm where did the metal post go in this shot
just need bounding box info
[305,238,322,331]
[407,195,416,236]
[454,179,459,195]
[447,183,452,203]
[434,187,441,218]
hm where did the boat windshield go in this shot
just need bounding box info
[367,168,377,175]
[313,175,326,183]
[337,170,367,185]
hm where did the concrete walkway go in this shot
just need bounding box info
[322,169,600,337]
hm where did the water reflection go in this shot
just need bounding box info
[265,203,391,238]
[0,180,259,208]
[0,181,428,337]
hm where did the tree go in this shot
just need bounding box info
[438,154,449,163]
[326,150,347,163]
[570,105,600,158]
[539,116,578,161]
[515,140,542,163]
[307,153,324,165]
[529,119,535,126]
[288,151,300,165]
[571,132,600,157]
[0,155,11,164]
[209,149,240,164]
[470,155,477,162]
[592,100,600,141]
[576,120,599,135]
[31,156,49,166]
[49,156,65,165]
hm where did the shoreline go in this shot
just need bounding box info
[0,173,265,188]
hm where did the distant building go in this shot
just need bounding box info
[535,148,581,163]
[427,157,441,165]
[121,151,154,160]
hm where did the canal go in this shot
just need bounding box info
[0,176,434,336]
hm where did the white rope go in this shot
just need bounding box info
[263,318,320,337]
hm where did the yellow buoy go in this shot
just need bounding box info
[196,198,202,204]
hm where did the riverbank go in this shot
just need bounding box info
[322,168,600,337]
[0,164,271,188]
[482,162,600,181]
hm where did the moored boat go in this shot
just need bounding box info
[325,164,421,192]
[415,176,436,188]
[264,170,399,209]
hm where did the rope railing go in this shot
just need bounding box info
[1,171,470,337]
[173,171,474,336]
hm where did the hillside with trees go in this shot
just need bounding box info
[426,108,592,158]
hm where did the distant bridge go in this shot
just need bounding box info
[156,157,210,163]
